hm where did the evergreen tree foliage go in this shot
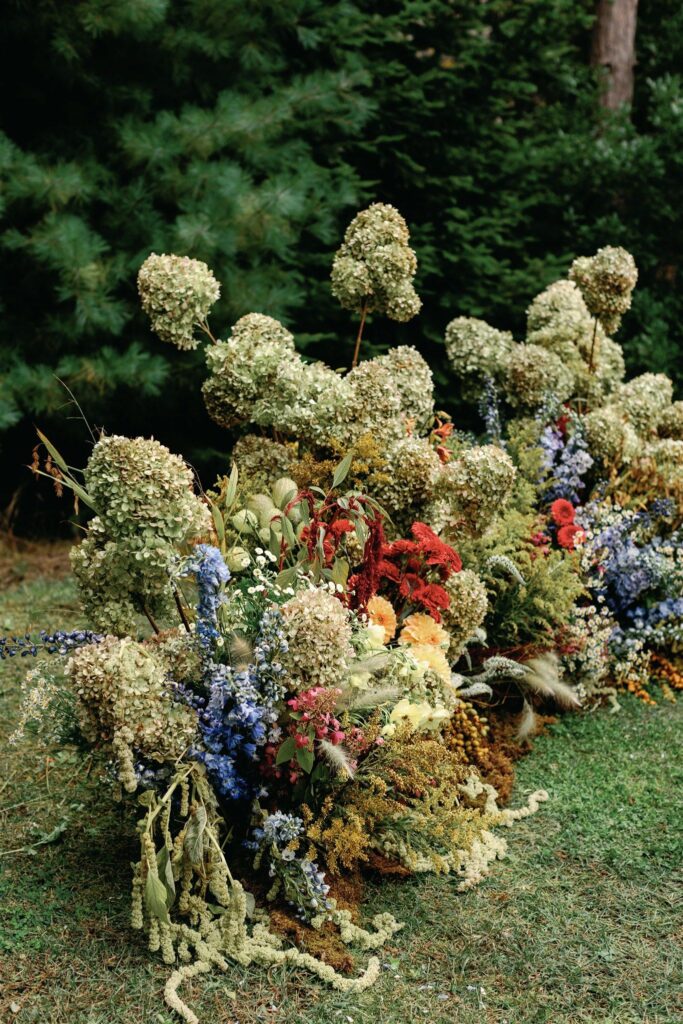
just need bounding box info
[1,0,681,528]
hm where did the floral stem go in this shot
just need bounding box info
[143,604,161,635]
[351,300,369,369]
[198,319,217,344]
[588,317,599,373]
[173,588,192,634]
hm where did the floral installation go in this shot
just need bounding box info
[7,204,681,1023]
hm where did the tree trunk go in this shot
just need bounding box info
[592,0,639,109]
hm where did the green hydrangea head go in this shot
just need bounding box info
[67,636,197,775]
[84,435,210,543]
[526,280,596,354]
[505,344,574,409]
[373,436,441,523]
[71,518,179,634]
[203,313,298,429]
[331,203,421,322]
[280,586,354,691]
[374,345,435,428]
[658,401,683,440]
[442,568,489,660]
[138,252,220,350]
[444,317,515,383]
[613,372,674,436]
[569,246,638,334]
[582,407,639,467]
[439,444,517,535]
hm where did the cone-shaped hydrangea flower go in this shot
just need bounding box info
[331,203,421,322]
[280,587,354,692]
[505,344,574,409]
[138,252,220,350]
[439,445,517,535]
[612,372,674,436]
[444,317,514,382]
[568,246,637,334]
[84,434,210,543]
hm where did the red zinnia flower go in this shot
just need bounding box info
[550,498,575,527]
[557,523,586,551]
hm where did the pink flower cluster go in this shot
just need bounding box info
[287,687,346,746]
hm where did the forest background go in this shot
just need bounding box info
[1,0,681,532]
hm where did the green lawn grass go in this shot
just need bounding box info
[1,562,681,1024]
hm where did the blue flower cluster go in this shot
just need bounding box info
[583,503,683,660]
[181,544,230,652]
[540,420,594,505]
[588,512,674,621]
[246,811,331,921]
[195,606,289,801]
[0,629,103,660]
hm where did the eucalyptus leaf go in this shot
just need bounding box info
[331,558,349,588]
[281,514,298,551]
[268,526,282,559]
[183,805,208,864]
[275,565,298,589]
[157,845,176,908]
[332,451,353,489]
[225,463,239,509]
[244,891,256,919]
[211,503,226,545]
[145,870,170,924]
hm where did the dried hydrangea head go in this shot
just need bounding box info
[230,434,294,494]
[67,636,197,790]
[526,280,597,354]
[203,312,349,445]
[331,203,421,322]
[342,359,405,445]
[439,445,517,535]
[71,523,178,635]
[504,344,574,408]
[281,586,354,691]
[658,401,683,440]
[84,434,210,543]
[640,439,683,483]
[203,313,297,429]
[138,252,220,350]
[372,436,441,526]
[373,345,435,427]
[588,335,626,393]
[568,246,638,334]
[441,568,488,661]
[581,407,639,467]
[444,317,515,382]
[613,372,674,436]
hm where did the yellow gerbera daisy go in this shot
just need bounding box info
[367,595,398,643]
[398,612,449,649]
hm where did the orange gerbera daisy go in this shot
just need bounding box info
[398,612,449,649]
[367,595,398,643]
